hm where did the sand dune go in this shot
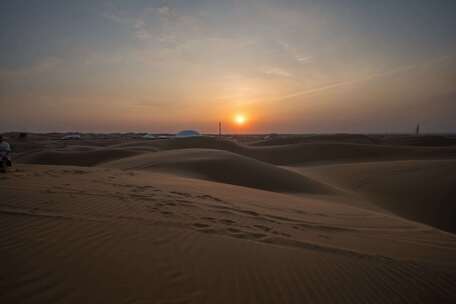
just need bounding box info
[381,135,456,146]
[107,141,162,151]
[297,159,456,233]
[253,134,456,147]
[151,137,456,165]
[253,134,380,146]
[16,148,141,166]
[3,135,456,303]
[2,165,456,303]
[255,142,456,165]
[12,136,456,167]
[102,148,334,194]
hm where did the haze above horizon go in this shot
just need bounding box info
[1,0,455,133]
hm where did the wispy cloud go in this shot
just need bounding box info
[278,40,312,64]
[296,56,312,63]
[102,4,199,45]
[273,55,454,101]
[262,66,292,77]
[157,6,171,17]
[102,5,163,42]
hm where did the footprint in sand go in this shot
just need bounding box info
[170,191,189,197]
[271,230,291,237]
[237,209,260,217]
[197,194,223,202]
[230,231,266,240]
[200,216,216,222]
[193,223,210,228]
[219,219,236,225]
[253,224,272,232]
[227,227,241,233]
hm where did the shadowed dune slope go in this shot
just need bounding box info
[16,149,142,166]
[253,134,456,147]
[12,136,456,167]
[299,159,456,233]
[151,137,456,165]
[252,134,380,146]
[381,135,456,146]
[102,149,334,194]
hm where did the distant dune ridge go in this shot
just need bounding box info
[2,133,456,303]
[17,148,142,166]
[15,135,456,165]
[130,136,456,165]
[252,134,456,147]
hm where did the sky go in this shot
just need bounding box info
[1,0,456,133]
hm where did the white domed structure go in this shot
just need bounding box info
[176,130,200,137]
[142,133,157,140]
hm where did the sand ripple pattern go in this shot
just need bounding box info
[1,166,456,303]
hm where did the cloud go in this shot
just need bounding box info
[101,11,128,24]
[278,40,312,64]
[157,6,170,17]
[262,66,292,77]
[296,56,312,63]
[273,54,454,101]
[133,19,152,41]
[102,6,156,42]
[102,4,202,47]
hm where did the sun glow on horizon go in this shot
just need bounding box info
[234,114,247,126]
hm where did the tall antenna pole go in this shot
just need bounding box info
[219,121,222,137]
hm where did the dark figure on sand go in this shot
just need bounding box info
[0,136,12,172]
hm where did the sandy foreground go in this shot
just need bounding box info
[1,135,456,303]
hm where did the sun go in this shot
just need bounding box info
[234,114,247,125]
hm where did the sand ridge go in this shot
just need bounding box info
[11,136,456,167]
[295,159,456,233]
[101,148,335,194]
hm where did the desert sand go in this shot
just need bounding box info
[1,133,456,303]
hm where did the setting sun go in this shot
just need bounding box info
[234,114,247,126]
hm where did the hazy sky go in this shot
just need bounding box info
[1,0,455,133]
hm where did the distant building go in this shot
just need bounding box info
[176,130,201,137]
[143,133,158,139]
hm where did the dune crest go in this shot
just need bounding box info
[150,137,456,165]
[102,148,334,194]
